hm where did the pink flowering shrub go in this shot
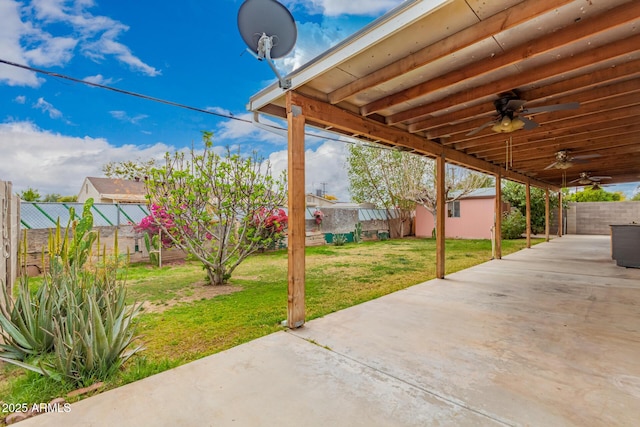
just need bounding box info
[254,207,288,233]
[135,204,178,247]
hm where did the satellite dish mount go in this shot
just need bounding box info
[255,33,290,89]
[238,0,297,90]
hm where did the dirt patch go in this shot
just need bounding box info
[141,282,242,314]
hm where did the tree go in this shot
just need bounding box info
[19,187,41,201]
[103,158,158,180]
[347,144,491,237]
[42,193,62,202]
[632,190,640,201]
[348,144,427,237]
[567,187,622,202]
[502,181,560,235]
[145,132,287,286]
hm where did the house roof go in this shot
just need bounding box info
[248,0,640,191]
[458,187,496,199]
[86,177,146,199]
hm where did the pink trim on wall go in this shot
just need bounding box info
[415,197,495,239]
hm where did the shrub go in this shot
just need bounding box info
[501,208,526,239]
[0,199,143,385]
[332,234,347,246]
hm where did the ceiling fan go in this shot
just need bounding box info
[569,172,612,186]
[467,92,580,136]
[544,150,601,170]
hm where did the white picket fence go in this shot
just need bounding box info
[1,180,20,298]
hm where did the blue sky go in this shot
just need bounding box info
[0,0,403,200]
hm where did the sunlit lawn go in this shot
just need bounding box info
[0,237,542,411]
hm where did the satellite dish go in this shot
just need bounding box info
[238,0,297,89]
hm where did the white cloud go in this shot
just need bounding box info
[83,73,114,85]
[267,138,351,201]
[23,31,77,66]
[0,0,43,86]
[0,121,172,195]
[284,0,404,17]
[0,0,159,87]
[109,110,148,124]
[14,95,26,104]
[33,97,63,119]
[206,106,232,116]
[215,113,288,146]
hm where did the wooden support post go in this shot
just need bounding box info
[557,191,563,237]
[525,181,531,248]
[495,173,502,259]
[436,154,446,279]
[545,188,550,242]
[287,92,305,329]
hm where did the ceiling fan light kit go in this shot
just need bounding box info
[491,116,525,133]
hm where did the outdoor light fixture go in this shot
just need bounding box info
[491,115,526,133]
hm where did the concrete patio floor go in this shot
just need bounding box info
[19,235,640,426]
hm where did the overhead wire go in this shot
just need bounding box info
[0,58,395,152]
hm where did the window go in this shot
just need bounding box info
[447,200,460,218]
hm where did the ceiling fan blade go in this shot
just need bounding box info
[572,158,590,164]
[524,102,580,114]
[519,116,538,130]
[505,99,527,111]
[544,161,560,170]
[590,176,612,181]
[572,153,601,160]
[568,178,582,183]
[466,120,496,136]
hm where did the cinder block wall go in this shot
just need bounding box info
[566,202,640,235]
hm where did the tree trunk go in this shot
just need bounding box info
[205,265,227,286]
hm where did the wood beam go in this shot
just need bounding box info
[328,0,572,105]
[436,154,446,279]
[430,89,640,141]
[409,63,640,133]
[526,181,531,248]
[453,103,640,151]
[545,189,550,242]
[289,91,559,191]
[365,1,640,117]
[495,174,502,259]
[286,92,306,329]
[558,192,563,237]
[387,33,640,125]
[472,123,640,158]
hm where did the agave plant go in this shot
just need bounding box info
[0,198,144,385]
[46,283,143,383]
[0,278,56,360]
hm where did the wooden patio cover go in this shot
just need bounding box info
[247,0,640,327]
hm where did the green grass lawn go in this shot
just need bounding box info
[0,237,542,411]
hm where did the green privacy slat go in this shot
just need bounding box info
[32,203,58,226]
[117,204,135,224]
[91,205,113,226]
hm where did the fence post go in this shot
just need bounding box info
[1,180,19,299]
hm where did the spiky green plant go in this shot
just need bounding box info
[0,198,144,385]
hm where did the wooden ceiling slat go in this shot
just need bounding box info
[409,67,640,133]
[386,33,640,125]
[427,85,640,140]
[363,1,640,118]
[327,0,572,105]
[475,128,640,159]
[452,102,640,151]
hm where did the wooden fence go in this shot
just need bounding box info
[1,180,20,298]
